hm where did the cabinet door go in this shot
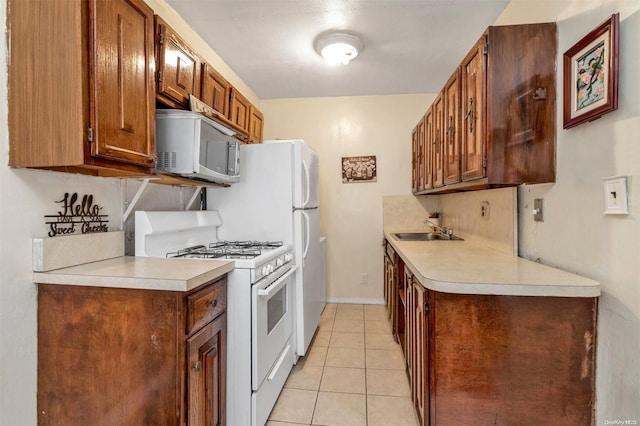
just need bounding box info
[248,105,264,144]
[384,253,390,308]
[412,116,427,192]
[413,282,427,426]
[460,38,486,181]
[187,314,227,426]
[411,125,420,193]
[392,258,405,341]
[443,70,461,185]
[432,93,445,187]
[156,16,201,109]
[405,269,414,377]
[201,62,230,117]
[229,88,250,132]
[90,0,155,166]
[423,109,434,190]
[384,250,395,321]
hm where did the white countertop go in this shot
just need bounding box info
[385,231,600,297]
[33,256,235,292]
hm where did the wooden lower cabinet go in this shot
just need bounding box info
[398,271,597,425]
[37,277,227,425]
[411,277,428,425]
[383,240,403,334]
[404,268,414,388]
[187,315,226,426]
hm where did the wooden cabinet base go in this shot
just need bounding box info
[37,280,227,425]
[429,292,597,425]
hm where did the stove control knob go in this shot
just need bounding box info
[284,253,293,262]
[262,265,270,276]
[276,258,284,267]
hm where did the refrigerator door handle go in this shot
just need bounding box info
[301,210,310,259]
[302,159,311,208]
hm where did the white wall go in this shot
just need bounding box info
[261,95,433,302]
[496,0,640,422]
[0,0,251,422]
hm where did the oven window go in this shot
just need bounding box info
[267,285,287,334]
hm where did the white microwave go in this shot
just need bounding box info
[155,109,240,185]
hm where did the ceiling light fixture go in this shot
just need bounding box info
[315,32,364,66]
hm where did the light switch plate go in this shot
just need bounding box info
[603,175,629,215]
[534,198,544,222]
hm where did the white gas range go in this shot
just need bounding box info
[135,210,296,426]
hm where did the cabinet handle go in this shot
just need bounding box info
[447,116,454,145]
[193,362,201,371]
[464,98,474,133]
[210,299,218,308]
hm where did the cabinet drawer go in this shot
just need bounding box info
[186,279,226,335]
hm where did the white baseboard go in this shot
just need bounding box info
[326,297,385,305]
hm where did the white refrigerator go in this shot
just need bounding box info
[206,139,324,356]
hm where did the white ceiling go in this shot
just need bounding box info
[165,0,511,99]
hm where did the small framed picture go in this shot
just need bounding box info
[563,14,619,129]
[342,156,377,183]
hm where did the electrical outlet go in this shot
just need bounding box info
[360,273,368,285]
[480,201,490,219]
[603,176,629,214]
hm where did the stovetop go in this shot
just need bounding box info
[166,241,284,260]
[135,211,293,282]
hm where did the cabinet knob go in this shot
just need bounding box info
[193,362,201,371]
[210,299,218,308]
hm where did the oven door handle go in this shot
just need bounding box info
[257,267,297,297]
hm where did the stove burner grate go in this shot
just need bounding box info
[209,241,284,250]
[165,241,283,259]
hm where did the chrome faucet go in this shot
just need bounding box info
[424,219,454,239]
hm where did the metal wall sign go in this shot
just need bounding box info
[44,193,109,237]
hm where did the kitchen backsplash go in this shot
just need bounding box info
[383,195,438,232]
[383,187,517,256]
[439,187,517,255]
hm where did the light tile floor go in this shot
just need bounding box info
[267,303,418,426]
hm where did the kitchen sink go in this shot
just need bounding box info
[392,232,463,241]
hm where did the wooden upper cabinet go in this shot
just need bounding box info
[486,24,557,185]
[412,116,426,192]
[414,22,557,194]
[229,88,251,132]
[412,125,419,193]
[460,37,486,182]
[443,70,461,185]
[248,105,264,144]
[423,109,434,190]
[91,0,156,167]
[432,93,445,188]
[201,62,231,117]
[8,0,155,176]
[155,16,201,109]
